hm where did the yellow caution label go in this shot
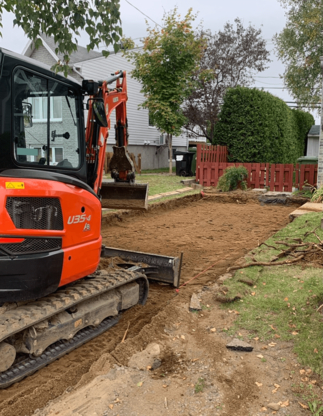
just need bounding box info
[5,182,25,189]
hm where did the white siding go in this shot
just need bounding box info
[76,52,188,148]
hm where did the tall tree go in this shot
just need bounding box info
[0,0,122,75]
[183,18,271,143]
[274,0,323,109]
[128,8,205,173]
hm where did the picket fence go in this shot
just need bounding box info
[195,145,318,191]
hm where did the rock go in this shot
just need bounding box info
[226,338,253,352]
[151,358,161,370]
[217,273,232,285]
[189,293,202,311]
[268,402,280,411]
[128,343,161,370]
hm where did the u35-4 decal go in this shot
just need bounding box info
[67,215,91,225]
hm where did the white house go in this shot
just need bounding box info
[22,35,188,170]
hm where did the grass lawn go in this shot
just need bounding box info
[135,174,195,197]
[220,212,323,375]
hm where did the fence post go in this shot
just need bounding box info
[196,144,201,183]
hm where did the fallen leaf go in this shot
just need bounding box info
[108,404,114,410]
[268,342,276,347]
[311,380,317,385]
[114,398,121,403]
[234,311,240,315]
[192,358,199,362]
[274,384,280,388]
[291,331,298,336]
[182,377,186,380]
[261,346,268,350]
[251,292,256,296]
[298,402,309,409]
[299,369,306,375]
[284,297,288,301]
[261,407,267,411]
[280,400,289,408]
[253,285,257,288]
[238,332,243,336]
[255,382,263,387]
[314,348,318,353]
[206,304,210,307]
[306,369,312,374]
[137,382,143,387]
[210,327,216,333]
[163,385,168,388]
[274,334,280,338]
[257,354,264,359]
[269,325,276,330]
[181,335,185,340]
[253,337,259,341]
[147,366,152,370]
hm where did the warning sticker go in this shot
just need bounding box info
[5,182,25,189]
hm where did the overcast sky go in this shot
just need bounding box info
[0,0,319,122]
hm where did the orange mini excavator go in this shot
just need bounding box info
[0,49,180,387]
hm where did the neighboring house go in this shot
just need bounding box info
[306,125,320,157]
[22,35,188,170]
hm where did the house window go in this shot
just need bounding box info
[50,147,64,165]
[28,96,62,122]
[148,110,155,127]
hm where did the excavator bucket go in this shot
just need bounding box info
[100,181,149,210]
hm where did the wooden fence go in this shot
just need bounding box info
[196,146,318,191]
[196,144,228,164]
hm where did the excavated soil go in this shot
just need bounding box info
[0,196,316,416]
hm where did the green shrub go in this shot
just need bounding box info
[213,87,314,163]
[217,166,248,191]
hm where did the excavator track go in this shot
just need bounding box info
[0,267,148,388]
[0,315,119,389]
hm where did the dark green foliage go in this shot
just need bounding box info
[214,87,314,163]
[217,166,248,192]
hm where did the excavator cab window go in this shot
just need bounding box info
[13,68,81,169]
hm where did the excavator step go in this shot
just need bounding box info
[100,181,149,210]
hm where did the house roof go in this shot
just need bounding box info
[308,125,320,137]
[23,34,102,65]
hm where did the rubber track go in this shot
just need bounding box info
[0,315,120,389]
[0,269,148,343]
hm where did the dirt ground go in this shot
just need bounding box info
[0,195,318,416]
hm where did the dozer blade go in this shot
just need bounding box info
[100,181,149,210]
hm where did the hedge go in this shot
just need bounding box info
[213,87,314,163]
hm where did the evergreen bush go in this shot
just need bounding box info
[217,166,248,191]
[213,87,314,163]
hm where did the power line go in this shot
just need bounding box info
[123,0,162,27]
[254,76,281,79]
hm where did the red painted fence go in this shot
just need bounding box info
[196,144,228,164]
[195,145,318,191]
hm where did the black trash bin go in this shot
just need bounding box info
[174,151,194,177]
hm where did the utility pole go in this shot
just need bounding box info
[318,56,323,188]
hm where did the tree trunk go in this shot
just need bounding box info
[168,133,173,174]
